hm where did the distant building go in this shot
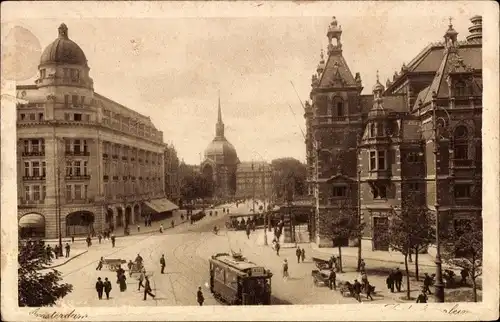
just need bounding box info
[201,96,239,199]
[17,23,170,239]
[164,144,180,205]
[235,161,273,200]
[305,16,482,248]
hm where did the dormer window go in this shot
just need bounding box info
[376,123,385,136]
[71,69,80,80]
[454,81,469,97]
[369,123,375,137]
[369,150,387,171]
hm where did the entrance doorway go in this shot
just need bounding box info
[372,216,389,251]
[66,211,95,236]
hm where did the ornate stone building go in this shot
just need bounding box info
[164,143,180,205]
[17,23,168,239]
[305,16,482,249]
[201,96,239,199]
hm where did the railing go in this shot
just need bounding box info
[368,169,391,179]
[65,175,91,180]
[22,176,46,181]
[67,198,94,204]
[66,151,90,156]
[22,151,45,157]
[19,199,45,205]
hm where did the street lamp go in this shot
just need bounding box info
[431,93,453,303]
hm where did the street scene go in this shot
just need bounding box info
[9,5,489,312]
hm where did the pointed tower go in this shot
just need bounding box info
[215,93,225,138]
[307,16,364,247]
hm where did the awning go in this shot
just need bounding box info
[19,214,45,228]
[144,198,179,213]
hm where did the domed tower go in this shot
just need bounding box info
[36,23,95,120]
[202,94,239,199]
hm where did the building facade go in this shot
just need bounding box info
[164,144,180,205]
[17,23,167,239]
[235,161,273,200]
[201,97,239,200]
[305,16,482,249]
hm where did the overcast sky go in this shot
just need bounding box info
[4,1,485,164]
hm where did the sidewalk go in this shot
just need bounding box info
[48,248,88,269]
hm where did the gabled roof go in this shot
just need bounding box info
[360,94,407,115]
[318,53,357,88]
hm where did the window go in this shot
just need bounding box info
[40,69,46,79]
[455,81,468,97]
[84,185,88,199]
[32,161,40,177]
[84,114,90,122]
[72,95,79,106]
[83,140,88,153]
[74,185,82,199]
[408,183,419,192]
[74,113,82,121]
[41,139,45,153]
[454,145,468,159]
[71,69,79,80]
[38,113,44,121]
[25,186,30,201]
[378,185,387,198]
[42,162,46,177]
[20,113,26,121]
[376,123,384,136]
[33,185,41,201]
[24,162,30,177]
[83,161,88,176]
[369,123,375,138]
[65,139,71,153]
[74,161,81,176]
[63,68,70,78]
[336,102,344,116]
[66,161,73,176]
[64,113,71,121]
[369,151,377,170]
[64,95,69,108]
[332,186,347,197]
[454,126,469,160]
[31,139,39,153]
[455,184,471,199]
[42,185,46,200]
[23,140,29,153]
[29,113,35,121]
[378,151,387,170]
[66,185,72,200]
[80,96,85,107]
[74,140,81,153]
[406,152,420,163]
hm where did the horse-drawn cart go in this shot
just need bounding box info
[311,269,330,287]
[312,257,332,270]
[103,259,126,271]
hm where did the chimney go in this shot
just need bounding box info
[466,15,482,43]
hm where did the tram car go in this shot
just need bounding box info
[209,252,273,305]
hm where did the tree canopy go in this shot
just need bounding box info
[18,240,73,306]
[271,157,307,200]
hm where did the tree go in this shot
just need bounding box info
[18,240,73,306]
[322,201,365,272]
[271,158,307,201]
[443,218,482,302]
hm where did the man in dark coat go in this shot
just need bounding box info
[328,269,336,290]
[111,234,116,247]
[95,277,104,300]
[416,288,428,303]
[423,273,433,294]
[65,243,71,258]
[98,233,102,244]
[160,254,166,274]
[275,242,280,256]
[103,277,112,300]
[353,279,362,302]
[386,270,395,293]
[118,273,127,292]
[86,236,92,247]
[295,247,301,263]
[143,276,155,300]
[394,268,403,292]
[96,257,104,270]
[197,286,204,306]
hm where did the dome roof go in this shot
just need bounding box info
[204,137,238,165]
[39,24,88,67]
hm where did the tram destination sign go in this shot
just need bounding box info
[251,267,265,276]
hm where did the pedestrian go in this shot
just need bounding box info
[71,235,75,243]
[103,277,112,300]
[111,234,116,247]
[65,243,70,258]
[361,271,368,288]
[365,281,374,301]
[86,235,92,247]
[353,279,362,302]
[416,288,428,303]
[119,273,127,292]
[138,270,145,290]
[386,271,394,293]
[159,224,164,233]
[328,269,336,290]
[127,260,134,276]
[181,214,184,221]
[197,286,204,306]
[295,247,301,263]
[98,233,102,244]
[394,268,403,292]
[275,242,280,256]
[171,220,175,228]
[160,254,166,274]
[96,256,104,270]
[143,276,155,300]
[423,273,433,295]
[360,259,366,273]
[95,277,104,300]
[137,224,140,232]
[282,259,289,280]
[54,245,59,259]
[460,268,469,285]
[301,248,306,263]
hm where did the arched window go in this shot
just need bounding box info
[453,125,469,160]
[369,123,376,138]
[332,97,344,117]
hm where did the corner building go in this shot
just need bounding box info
[305,17,482,249]
[17,24,166,239]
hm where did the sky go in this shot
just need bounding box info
[3,1,484,165]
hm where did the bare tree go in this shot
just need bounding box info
[443,218,482,302]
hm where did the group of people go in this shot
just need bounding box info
[386,268,404,293]
[44,243,72,259]
[295,246,306,263]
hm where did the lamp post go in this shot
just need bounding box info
[52,131,64,256]
[431,94,453,303]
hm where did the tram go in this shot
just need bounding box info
[209,252,273,305]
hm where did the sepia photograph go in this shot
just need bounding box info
[1,1,498,321]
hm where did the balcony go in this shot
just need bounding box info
[451,159,474,168]
[367,169,391,180]
[65,175,91,181]
[19,199,45,207]
[22,175,46,181]
[67,198,95,205]
[22,151,45,157]
[66,151,90,156]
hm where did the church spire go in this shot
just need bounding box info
[216,91,225,138]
